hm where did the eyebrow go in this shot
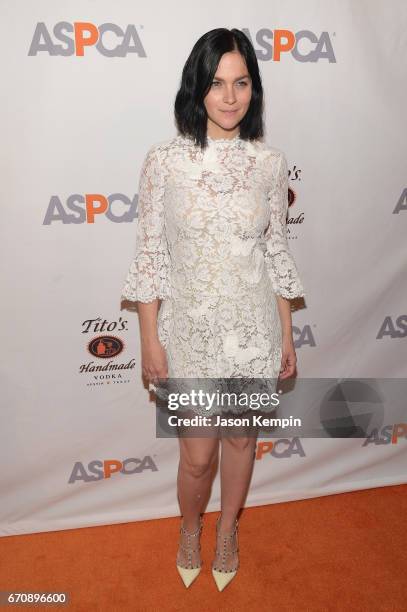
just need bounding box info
[212,74,251,81]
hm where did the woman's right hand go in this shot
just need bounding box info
[140,337,168,386]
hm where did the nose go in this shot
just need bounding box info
[223,85,237,105]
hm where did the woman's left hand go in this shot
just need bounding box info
[279,335,297,380]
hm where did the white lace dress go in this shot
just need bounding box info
[121,133,305,416]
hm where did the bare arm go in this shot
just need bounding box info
[276,295,297,380]
[137,300,160,344]
[137,300,168,384]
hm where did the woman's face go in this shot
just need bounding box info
[203,50,252,137]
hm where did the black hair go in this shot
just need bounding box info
[174,28,264,149]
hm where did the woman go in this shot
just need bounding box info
[121,28,305,591]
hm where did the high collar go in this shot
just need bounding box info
[179,133,241,147]
[207,133,241,145]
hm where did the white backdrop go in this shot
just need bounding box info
[1,0,406,536]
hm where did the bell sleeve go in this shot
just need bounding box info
[121,145,171,303]
[263,152,306,299]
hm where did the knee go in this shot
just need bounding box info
[182,454,215,479]
[222,436,252,452]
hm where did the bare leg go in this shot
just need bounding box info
[177,436,219,530]
[214,417,259,571]
[219,435,257,528]
[176,411,219,568]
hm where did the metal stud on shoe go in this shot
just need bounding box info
[176,516,203,588]
[211,515,239,591]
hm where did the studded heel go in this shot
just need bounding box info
[211,515,239,591]
[176,515,203,588]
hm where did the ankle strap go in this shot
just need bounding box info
[216,515,239,533]
[180,516,203,537]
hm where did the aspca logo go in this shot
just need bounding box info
[69,456,158,483]
[43,193,137,225]
[255,438,306,459]
[393,188,407,214]
[363,423,407,446]
[243,28,336,63]
[376,315,407,339]
[293,325,316,348]
[28,22,146,57]
[88,336,124,359]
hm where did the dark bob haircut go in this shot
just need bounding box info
[174,28,264,150]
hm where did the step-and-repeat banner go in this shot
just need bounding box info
[1,1,406,536]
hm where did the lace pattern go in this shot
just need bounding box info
[121,134,306,414]
[263,152,305,299]
[121,147,171,302]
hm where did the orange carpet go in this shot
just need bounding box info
[1,484,406,611]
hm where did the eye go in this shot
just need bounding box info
[237,80,249,87]
[211,80,221,87]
